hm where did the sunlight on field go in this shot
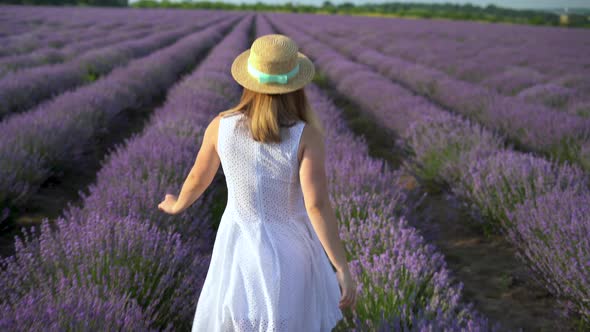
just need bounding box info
[0,5,588,332]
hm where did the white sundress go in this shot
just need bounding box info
[191,112,344,332]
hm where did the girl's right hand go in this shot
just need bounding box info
[336,268,357,310]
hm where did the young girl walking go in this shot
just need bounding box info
[158,34,356,331]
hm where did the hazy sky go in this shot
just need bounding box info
[172,0,589,9]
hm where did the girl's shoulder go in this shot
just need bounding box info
[297,122,324,159]
[219,109,244,118]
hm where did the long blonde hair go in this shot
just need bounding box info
[219,88,325,143]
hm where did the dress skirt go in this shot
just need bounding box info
[191,205,344,332]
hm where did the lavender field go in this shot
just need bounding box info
[1,5,589,331]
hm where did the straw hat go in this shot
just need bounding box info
[231,34,315,94]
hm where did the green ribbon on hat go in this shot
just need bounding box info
[247,62,300,84]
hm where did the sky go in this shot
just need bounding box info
[165,0,590,10]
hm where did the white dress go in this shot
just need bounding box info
[191,112,344,332]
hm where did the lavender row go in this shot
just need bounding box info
[283,14,590,172]
[0,17,238,215]
[0,15,228,118]
[0,20,124,57]
[319,15,590,97]
[0,8,171,56]
[329,18,590,122]
[366,41,590,119]
[0,15,104,55]
[0,21,173,77]
[256,15,498,330]
[308,82,499,331]
[0,13,198,59]
[327,30,590,168]
[0,6,197,45]
[268,14,590,326]
[0,14,253,331]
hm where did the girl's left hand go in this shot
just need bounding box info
[158,194,179,215]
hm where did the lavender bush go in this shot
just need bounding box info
[480,66,546,96]
[452,150,589,232]
[403,113,505,188]
[0,213,208,331]
[516,83,577,109]
[507,189,590,327]
[0,274,155,331]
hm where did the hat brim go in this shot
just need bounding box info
[231,49,315,94]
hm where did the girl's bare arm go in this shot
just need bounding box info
[172,115,222,213]
[298,124,350,273]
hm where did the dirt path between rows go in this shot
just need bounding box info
[0,102,156,260]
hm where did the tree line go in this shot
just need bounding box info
[142,0,590,27]
[136,1,590,28]
[1,0,589,28]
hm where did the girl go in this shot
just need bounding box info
[158,34,356,331]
